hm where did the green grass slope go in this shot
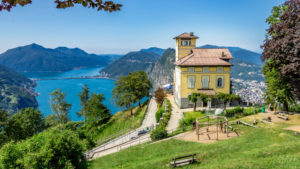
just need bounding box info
[95,102,148,145]
[90,127,300,169]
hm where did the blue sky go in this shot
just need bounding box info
[0,0,285,54]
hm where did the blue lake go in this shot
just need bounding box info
[23,67,121,121]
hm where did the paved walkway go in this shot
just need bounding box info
[85,98,157,160]
[166,95,184,133]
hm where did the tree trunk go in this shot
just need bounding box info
[283,102,288,111]
[194,102,196,112]
[130,107,133,116]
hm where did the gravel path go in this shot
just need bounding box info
[166,95,184,133]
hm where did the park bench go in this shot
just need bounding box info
[170,154,196,167]
[277,114,289,120]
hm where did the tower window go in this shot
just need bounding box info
[181,40,191,46]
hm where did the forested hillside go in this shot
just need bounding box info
[100,51,160,80]
[0,64,37,113]
[0,44,121,72]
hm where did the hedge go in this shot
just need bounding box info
[151,99,172,141]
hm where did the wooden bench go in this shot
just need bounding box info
[277,115,289,120]
[170,154,196,167]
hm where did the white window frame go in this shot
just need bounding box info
[181,40,191,46]
[202,76,210,88]
[188,76,195,89]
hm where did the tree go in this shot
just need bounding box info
[50,88,72,124]
[263,59,294,110]
[216,93,231,111]
[0,109,9,146]
[78,84,90,121]
[261,0,300,100]
[199,93,208,107]
[84,93,111,125]
[0,0,122,12]
[5,108,44,141]
[131,71,152,108]
[112,75,137,115]
[154,87,166,106]
[0,129,87,169]
[188,93,199,112]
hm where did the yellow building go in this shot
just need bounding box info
[173,32,233,108]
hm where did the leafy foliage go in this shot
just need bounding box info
[188,93,199,112]
[5,108,44,141]
[84,93,111,126]
[150,99,172,141]
[155,107,164,123]
[154,87,165,106]
[112,71,151,115]
[262,59,294,110]
[131,71,152,107]
[50,89,72,124]
[261,0,300,99]
[0,0,122,12]
[77,84,90,120]
[0,129,87,169]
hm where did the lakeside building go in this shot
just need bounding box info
[173,32,233,108]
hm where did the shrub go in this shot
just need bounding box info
[155,108,164,123]
[289,104,300,112]
[179,111,205,129]
[225,106,244,117]
[151,99,172,141]
[150,127,168,141]
[0,129,87,169]
[242,107,260,116]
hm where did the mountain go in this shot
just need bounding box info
[0,44,120,72]
[0,64,38,113]
[141,47,166,56]
[146,48,175,89]
[100,51,160,80]
[199,44,262,65]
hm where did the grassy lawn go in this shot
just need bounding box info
[90,122,300,169]
[95,101,148,145]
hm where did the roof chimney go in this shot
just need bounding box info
[222,52,226,57]
[190,32,194,36]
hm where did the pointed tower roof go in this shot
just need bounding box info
[174,32,199,39]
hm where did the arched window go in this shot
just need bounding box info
[217,77,223,87]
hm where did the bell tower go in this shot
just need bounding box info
[174,32,198,61]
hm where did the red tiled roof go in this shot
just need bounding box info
[191,48,233,59]
[174,32,199,39]
[174,48,233,66]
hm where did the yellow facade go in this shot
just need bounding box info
[179,66,231,98]
[173,32,232,108]
[176,38,196,60]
